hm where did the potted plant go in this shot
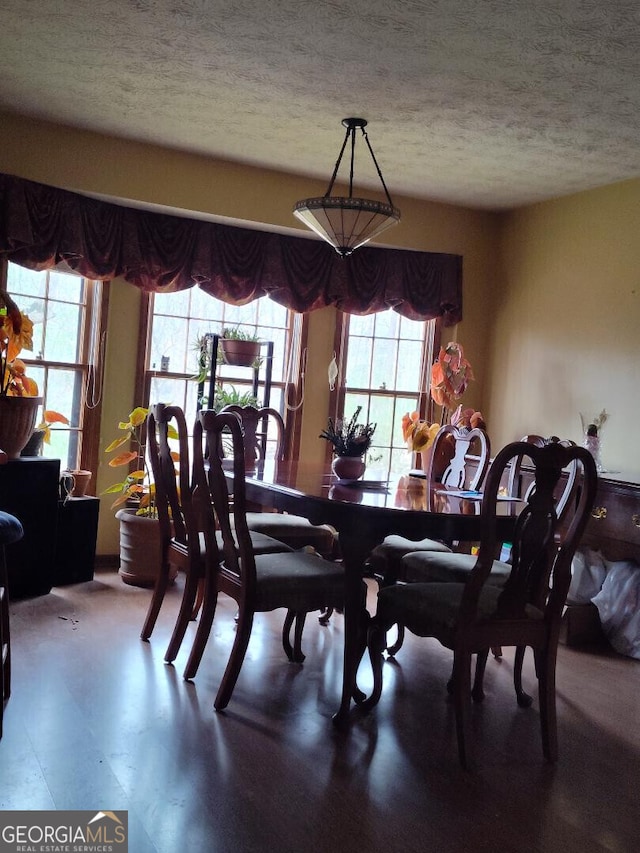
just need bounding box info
[21,409,70,457]
[320,405,377,480]
[219,326,262,368]
[212,383,259,412]
[102,406,179,587]
[0,290,44,458]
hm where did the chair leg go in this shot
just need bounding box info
[282,609,295,660]
[535,644,559,762]
[215,610,254,711]
[140,558,171,641]
[452,649,473,770]
[183,572,218,680]
[165,567,202,664]
[191,578,205,621]
[282,610,306,663]
[385,622,405,657]
[471,649,489,702]
[318,606,333,626]
[292,612,307,663]
[514,645,533,707]
[361,618,388,711]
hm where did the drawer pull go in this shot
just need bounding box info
[591,506,607,520]
[633,514,640,528]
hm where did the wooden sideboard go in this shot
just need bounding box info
[580,473,640,563]
[564,472,640,647]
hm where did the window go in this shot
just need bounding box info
[333,311,439,475]
[3,260,105,472]
[142,290,300,457]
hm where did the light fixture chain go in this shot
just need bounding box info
[361,127,395,209]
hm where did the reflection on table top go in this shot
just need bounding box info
[243,459,519,519]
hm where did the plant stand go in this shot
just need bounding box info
[198,333,274,412]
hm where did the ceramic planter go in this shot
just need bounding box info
[116,508,177,588]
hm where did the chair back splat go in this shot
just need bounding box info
[142,404,204,662]
[220,404,337,558]
[429,423,491,491]
[364,440,598,768]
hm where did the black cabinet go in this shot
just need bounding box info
[52,496,100,585]
[0,457,60,598]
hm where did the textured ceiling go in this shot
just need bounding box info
[2,0,640,211]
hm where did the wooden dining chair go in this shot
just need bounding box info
[0,448,25,738]
[367,423,491,654]
[142,403,293,665]
[400,435,579,704]
[363,440,597,768]
[183,409,347,709]
[221,404,338,559]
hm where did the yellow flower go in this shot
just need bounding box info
[402,411,440,452]
[1,296,40,397]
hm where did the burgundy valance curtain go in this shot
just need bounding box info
[0,173,462,323]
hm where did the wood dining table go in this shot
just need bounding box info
[238,459,521,725]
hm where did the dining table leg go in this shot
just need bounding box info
[332,529,374,727]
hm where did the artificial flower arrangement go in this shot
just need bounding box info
[1,291,69,437]
[449,404,487,431]
[103,406,178,516]
[319,405,377,457]
[0,291,38,397]
[430,341,474,411]
[402,411,440,453]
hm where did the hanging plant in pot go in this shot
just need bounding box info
[320,406,377,481]
[102,406,179,588]
[219,326,262,368]
[0,290,44,458]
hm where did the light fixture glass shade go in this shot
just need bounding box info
[293,196,400,257]
[293,118,401,257]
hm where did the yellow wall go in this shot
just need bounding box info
[492,181,640,477]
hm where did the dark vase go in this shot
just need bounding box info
[21,429,46,457]
[331,455,366,481]
[0,396,43,459]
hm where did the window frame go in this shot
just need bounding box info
[327,310,442,470]
[136,292,307,455]
[1,259,108,475]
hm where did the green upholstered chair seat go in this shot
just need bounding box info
[376,582,544,636]
[369,534,452,565]
[246,511,336,557]
[402,550,511,585]
[233,550,344,613]
[215,528,294,555]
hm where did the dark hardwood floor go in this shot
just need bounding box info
[1,569,639,853]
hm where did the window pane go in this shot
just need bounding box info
[396,339,424,390]
[340,311,435,477]
[373,310,400,339]
[48,270,83,302]
[43,301,82,363]
[344,336,372,387]
[5,265,45,297]
[371,338,397,390]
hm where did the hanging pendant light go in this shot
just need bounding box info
[293,118,401,257]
